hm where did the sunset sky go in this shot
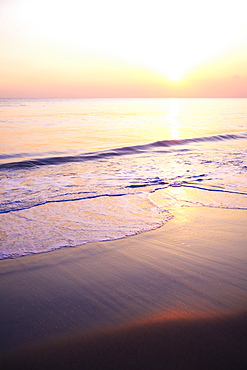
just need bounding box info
[0,0,246,98]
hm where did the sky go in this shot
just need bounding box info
[0,0,247,98]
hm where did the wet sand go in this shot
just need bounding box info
[0,206,247,369]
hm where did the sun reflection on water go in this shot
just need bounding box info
[167,99,180,139]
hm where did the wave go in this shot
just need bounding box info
[1,180,246,215]
[1,132,247,171]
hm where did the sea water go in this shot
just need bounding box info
[0,98,246,259]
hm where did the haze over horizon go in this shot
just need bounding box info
[1,0,247,98]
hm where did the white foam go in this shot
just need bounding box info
[0,193,171,259]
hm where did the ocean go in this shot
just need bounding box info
[0,98,247,259]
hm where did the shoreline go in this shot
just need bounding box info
[1,205,247,368]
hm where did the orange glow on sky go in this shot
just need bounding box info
[0,0,247,98]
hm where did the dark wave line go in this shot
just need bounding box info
[182,183,247,196]
[0,150,70,160]
[1,180,246,215]
[0,179,169,214]
[0,192,127,214]
[1,132,246,171]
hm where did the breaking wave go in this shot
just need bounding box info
[1,132,247,171]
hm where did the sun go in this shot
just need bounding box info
[167,73,183,82]
[2,0,247,95]
[165,68,187,82]
[147,58,191,83]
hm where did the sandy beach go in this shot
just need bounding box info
[1,205,247,369]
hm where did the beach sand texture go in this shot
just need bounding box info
[0,205,247,369]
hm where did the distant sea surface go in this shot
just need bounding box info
[0,98,246,259]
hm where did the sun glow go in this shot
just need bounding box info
[0,0,247,96]
[165,68,186,82]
